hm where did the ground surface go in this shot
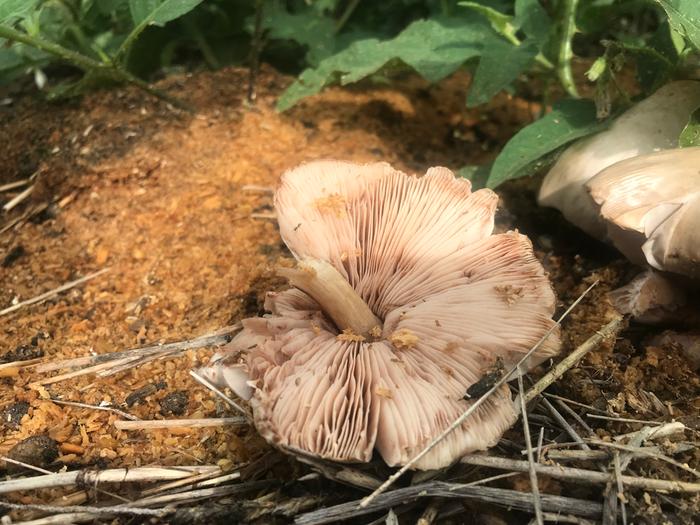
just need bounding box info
[1,66,699,524]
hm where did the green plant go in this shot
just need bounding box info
[1,1,699,188]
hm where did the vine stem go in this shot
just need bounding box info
[557,0,580,98]
[0,24,192,112]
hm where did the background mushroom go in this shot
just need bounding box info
[202,160,560,470]
[538,81,700,237]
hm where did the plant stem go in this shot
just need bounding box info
[557,0,580,98]
[335,0,361,34]
[0,24,192,111]
[247,0,265,104]
[277,258,381,337]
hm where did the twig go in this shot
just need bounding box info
[0,268,110,317]
[460,454,700,493]
[114,417,247,430]
[541,397,590,450]
[1,456,53,474]
[241,184,273,193]
[613,422,685,442]
[247,0,265,103]
[543,393,609,415]
[294,454,382,490]
[139,470,241,497]
[360,281,598,508]
[0,358,43,371]
[0,501,168,518]
[612,452,627,525]
[296,482,603,524]
[50,398,140,421]
[189,370,251,420]
[555,398,596,436]
[416,498,441,525]
[518,369,544,525]
[2,185,34,212]
[0,179,30,192]
[588,439,700,478]
[0,466,218,495]
[587,414,661,425]
[520,314,624,406]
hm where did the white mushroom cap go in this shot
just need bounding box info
[538,81,700,237]
[587,147,700,279]
[207,161,560,470]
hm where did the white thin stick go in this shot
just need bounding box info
[518,369,543,525]
[115,417,247,430]
[3,184,34,211]
[0,466,218,495]
[360,280,599,508]
[1,456,53,474]
[50,399,141,421]
[189,370,250,419]
[0,268,109,317]
[0,179,30,192]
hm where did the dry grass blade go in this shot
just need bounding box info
[0,466,218,495]
[2,184,34,212]
[50,398,140,421]
[0,268,110,317]
[461,454,700,493]
[189,369,251,419]
[0,178,31,192]
[518,368,544,525]
[114,417,247,430]
[297,482,603,525]
[0,501,168,518]
[361,281,599,508]
[520,314,624,407]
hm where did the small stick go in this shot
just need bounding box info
[1,456,53,474]
[543,393,609,415]
[0,466,218,495]
[416,498,441,525]
[360,281,599,508]
[189,370,251,419]
[0,501,168,518]
[461,454,700,493]
[2,184,34,212]
[518,369,544,525]
[0,179,30,192]
[50,398,141,421]
[139,470,240,497]
[613,421,685,442]
[590,439,700,477]
[298,482,603,524]
[0,268,109,317]
[114,417,247,430]
[541,397,590,450]
[241,185,273,193]
[251,212,276,220]
[587,414,662,425]
[612,452,628,525]
[555,399,596,436]
[520,314,624,406]
[0,358,43,371]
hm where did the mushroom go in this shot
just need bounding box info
[538,80,700,237]
[202,160,560,470]
[586,147,700,279]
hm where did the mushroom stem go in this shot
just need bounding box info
[277,258,382,337]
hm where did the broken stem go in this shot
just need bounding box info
[278,258,381,337]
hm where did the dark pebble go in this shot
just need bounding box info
[125,381,167,407]
[1,401,29,429]
[7,435,59,472]
[2,245,26,267]
[0,344,44,363]
[160,391,188,416]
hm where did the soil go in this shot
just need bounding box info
[1,66,699,524]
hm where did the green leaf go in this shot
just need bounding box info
[487,99,607,188]
[262,2,336,65]
[655,0,700,51]
[128,0,202,26]
[459,1,518,45]
[679,106,700,147]
[0,0,40,24]
[458,163,491,190]
[117,0,203,62]
[467,37,536,106]
[276,17,490,111]
[514,0,551,45]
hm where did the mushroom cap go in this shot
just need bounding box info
[538,81,700,237]
[210,161,560,470]
[587,147,700,278]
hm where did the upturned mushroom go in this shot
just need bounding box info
[202,160,560,470]
[538,80,700,237]
[586,147,700,279]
